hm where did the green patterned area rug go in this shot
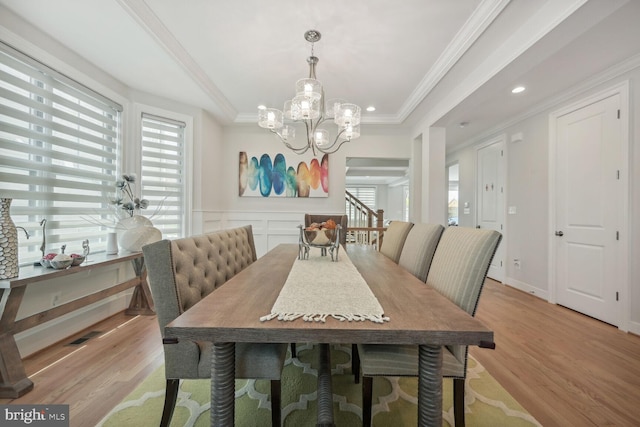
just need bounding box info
[99,344,540,426]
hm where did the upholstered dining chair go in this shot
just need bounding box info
[355,227,502,427]
[142,225,288,427]
[378,220,413,263]
[397,222,445,282]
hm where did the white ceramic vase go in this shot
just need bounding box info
[106,232,118,255]
[116,215,162,252]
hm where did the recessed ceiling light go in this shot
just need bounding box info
[459,122,469,128]
[366,106,376,112]
[511,86,526,94]
[257,105,266,110]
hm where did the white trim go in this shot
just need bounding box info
[505,277,549,301]
[629,321,640,336]
[397,0,510,123]
[116,0,236,122]
[547,81,630,331]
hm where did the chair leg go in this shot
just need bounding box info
[161,379,179,427]
[290,343,297,358]
[271,379,281,427]
[362,375,373,427]
[453,378,466,427]
[352,344,360,383]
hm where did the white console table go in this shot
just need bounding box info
[0,252,154,398]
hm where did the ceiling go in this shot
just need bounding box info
[346,158,409,186]
[1,0,639,183]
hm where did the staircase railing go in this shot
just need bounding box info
[345,190,384,247]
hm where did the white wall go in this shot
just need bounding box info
[387,185,407,221]
[447,65,640,333]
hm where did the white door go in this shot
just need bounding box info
[477,138,505,282]
[554,94,621,325]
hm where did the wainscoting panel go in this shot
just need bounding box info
[199,211,324,258]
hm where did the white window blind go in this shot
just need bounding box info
[140,113,184,239]
[0,42,122,265]
[346,186,377,210]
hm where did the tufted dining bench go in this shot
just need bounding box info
[142,225,287,426]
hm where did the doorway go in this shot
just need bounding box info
[476,136,505,282]
[549,84,629,327]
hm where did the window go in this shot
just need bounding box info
[346,186,378,228]
[140,114,185,239]
[0,42,122,265]
[346,186,376,210]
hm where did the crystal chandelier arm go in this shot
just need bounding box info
[269,129,310,154]
[317,138,351,154]
[315,127,351,154]
[305,120,317,157]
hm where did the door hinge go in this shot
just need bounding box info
[616,231,619,240]
[500,260,503,267]
[617,109,621,119]
[500,224,503,230]
[616,292,619,301]
[617,170,620,180]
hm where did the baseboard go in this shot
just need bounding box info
[627,320,640,336]
[15,292,132,358]
[504,276,548,300]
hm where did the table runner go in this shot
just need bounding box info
[260,249,390,323]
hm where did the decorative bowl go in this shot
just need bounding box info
[304,228,337,246]
[70,255,85,266]
[50,259,73,269]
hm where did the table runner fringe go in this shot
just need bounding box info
[260,312,389,323]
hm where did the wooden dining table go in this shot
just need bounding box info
[165,243,493,427]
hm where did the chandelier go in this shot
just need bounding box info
[258,30,361,156]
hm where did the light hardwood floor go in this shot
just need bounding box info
[2,280,639,426]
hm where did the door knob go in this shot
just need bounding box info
[555,231,564,236]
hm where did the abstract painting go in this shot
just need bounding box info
[239,151,329,197]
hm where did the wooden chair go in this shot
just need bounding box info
[354,227,501,426]
[379,220,413,263]
[142,225,288,427]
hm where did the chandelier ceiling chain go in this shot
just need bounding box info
[258,30,361,156]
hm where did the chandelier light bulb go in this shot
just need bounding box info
[314,129,329,146]
[258,108,283,130]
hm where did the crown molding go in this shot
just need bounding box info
[396,0,511,123]
[117,0,237,122]
[414,0,590,137]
